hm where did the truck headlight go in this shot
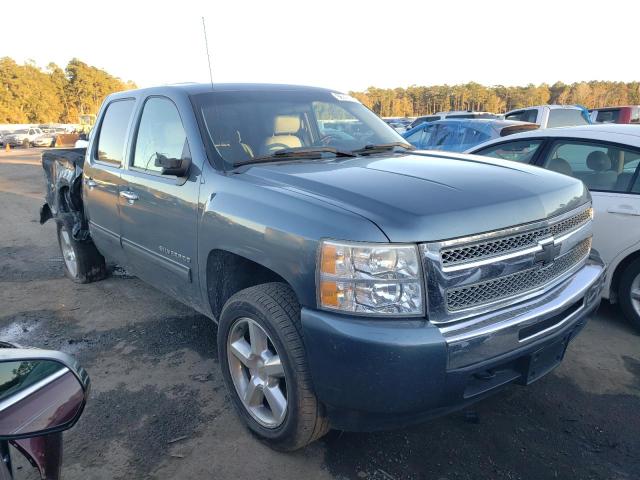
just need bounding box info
[318,240,424,316]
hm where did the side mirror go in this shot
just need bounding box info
[155,153,190,177]
[0,349,89,440]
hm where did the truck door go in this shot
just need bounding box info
[119,96,202,307]
[83,98,135,266]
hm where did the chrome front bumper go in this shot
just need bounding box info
[441,255,605,369]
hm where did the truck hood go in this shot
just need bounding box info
[244,151,590,242]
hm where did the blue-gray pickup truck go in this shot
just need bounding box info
[40,83,605,450]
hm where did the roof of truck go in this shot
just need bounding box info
[112,83,339,97]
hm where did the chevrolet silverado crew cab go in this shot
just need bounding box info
[40,84,605,450]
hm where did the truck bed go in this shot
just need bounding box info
[39,148,90,240]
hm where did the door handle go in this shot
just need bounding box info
[607,205,640,216]
[85,178,97,189]
[119,191,139,204]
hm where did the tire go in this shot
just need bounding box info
[619,258,640,330]
[218,282,329,450]
[22,139,29,148]
[56,222,107,283]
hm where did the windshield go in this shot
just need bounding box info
[193,90,407,166]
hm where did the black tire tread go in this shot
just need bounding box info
[618,257,640,330]
[56,222,107,284]
[220,282,330,450]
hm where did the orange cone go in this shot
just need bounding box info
[4,143,9,152]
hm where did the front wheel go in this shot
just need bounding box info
[218,283,329,450]
[619,257,640,330]
[56,222,107,283]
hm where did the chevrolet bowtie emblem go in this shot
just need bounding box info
[534,239,561,267]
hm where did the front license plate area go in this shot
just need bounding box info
[524,337,568,385]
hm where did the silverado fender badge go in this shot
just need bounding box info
[159,245,191,264]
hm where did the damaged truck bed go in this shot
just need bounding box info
[40,148,90,240]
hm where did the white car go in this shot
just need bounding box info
[468,125,640,329]
[3,127,43,147]
[504,105,590,129]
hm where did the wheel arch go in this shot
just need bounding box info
[205,249,300,321]
[609,248,640,303]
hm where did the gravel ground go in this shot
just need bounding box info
[1,148,639,480]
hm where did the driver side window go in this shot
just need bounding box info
[132,97,190,173]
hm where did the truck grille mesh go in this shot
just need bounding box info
[441,209,591,266]
[445,237,591,312]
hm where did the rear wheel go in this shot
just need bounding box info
[56,222,107,283]
[618,257,640,330]
[218,283,329,450]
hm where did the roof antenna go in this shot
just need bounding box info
[202,17,214,90]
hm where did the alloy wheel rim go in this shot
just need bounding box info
[631,272,640,318]
[227,317,288,428]
[60,228,78,277]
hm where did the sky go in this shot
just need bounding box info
[1,0,638,92]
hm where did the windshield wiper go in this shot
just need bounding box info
[235,147,357,167]
[351,142,415,155]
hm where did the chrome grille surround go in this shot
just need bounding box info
[446,238,591,311]
[420,204,593,324]
[440,208,592,267]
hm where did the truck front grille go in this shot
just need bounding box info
[420,204,593,324]
[441,208,591,267]
[445,237,591,311]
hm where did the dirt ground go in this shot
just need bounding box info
[1,148,639,480]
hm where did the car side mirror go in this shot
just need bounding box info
[155,153,191,177]
[0,349,89,441]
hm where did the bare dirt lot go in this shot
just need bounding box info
[1,148,639,480]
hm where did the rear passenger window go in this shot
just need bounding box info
[96,99,135,165]
[132,97,190,174]
[547,109,589,128]
[505,110,538,123]
[460,127,490,146]
[595,109,621,124]
[473,140,543,163]
[542,140,640,192]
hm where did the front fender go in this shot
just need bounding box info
[197,171,389,311]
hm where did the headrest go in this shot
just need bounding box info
[547,157,572,176]
[274,115,300,135]
[586,151,611,171]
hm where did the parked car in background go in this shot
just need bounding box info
[383,117,413,133]
[3,128,43,147]
[0,344,90,480]
[469,124,640,329]
[32,132,57,147]
[0,130,12,147]
[409,111,500,129]
[504,105,591,128]
[590,106,640,124]
[403,118,538,152]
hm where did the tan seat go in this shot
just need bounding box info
[262,115,302,154]
[547,157,572,176]
[585,151,617,190]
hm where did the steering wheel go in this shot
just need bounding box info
[266,143,292,153]
[318,134,340,146]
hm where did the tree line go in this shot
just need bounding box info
[349,81,640,117]
[0,57,136,124]
[2,57,638,122]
